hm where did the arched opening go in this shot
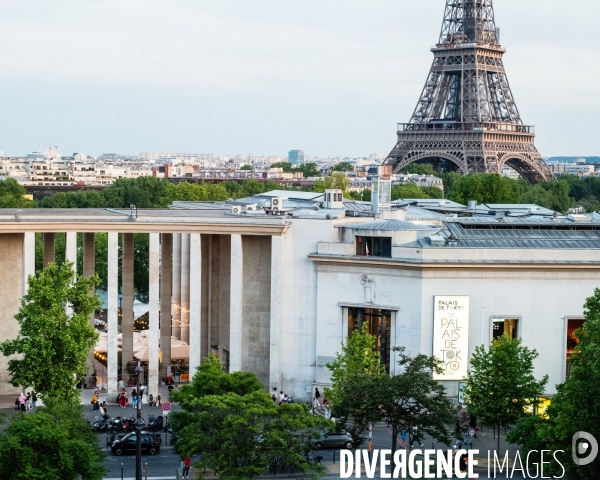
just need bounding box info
[402,157,462,174]
[502,157,544,184]
[394,153,468,176]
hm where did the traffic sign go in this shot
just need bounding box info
[162,402,171,412]
[468,428,476,437]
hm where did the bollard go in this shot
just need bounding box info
[121,463,124,480]
[333,450,336,464]
[144,461,148,480]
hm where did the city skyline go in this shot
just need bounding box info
[0,0,597,158]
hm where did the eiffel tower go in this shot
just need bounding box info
[384,0,553,183]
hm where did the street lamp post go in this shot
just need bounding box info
[134,361,145,480]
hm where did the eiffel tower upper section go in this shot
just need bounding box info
[384,0,553,183]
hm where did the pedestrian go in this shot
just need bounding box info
[271,394,277,403]
[182,456,191,478]
[400,429,408,449]
[140,385,146,404]
[314,387,321,408]
[410,426,424,448]
[19,392,26,412]
[92,391,99,411]
[25,392,31,411]
[156,394,161,407]
[31,391,37,410]
[148,394,154,407]
[131,389,138,409]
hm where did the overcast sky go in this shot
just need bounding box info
[0,0,598,158]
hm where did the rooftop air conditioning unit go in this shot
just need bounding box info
[230,205,242,215]
[271,197,284,211]
[324,189,344,209]
[245,204,258,211]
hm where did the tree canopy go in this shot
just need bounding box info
[508,289,600,478]
[313,173,351,196]
[0,262,101,404]
[332,162,354,172]
[326,326,454,454]
[169,354,330,480]
[0,178,35,208]
[0,404,106,480]
[464,335,548,452]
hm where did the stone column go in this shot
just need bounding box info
[121,233,134,371]
[107,232,119,398]
[229,234,243,372]
[148,233,160,398]
[22,232,36,295]
[65,232,78,316]
[189,234,202,375]
[269,235,282,391]
[43,232,55,267]
[160,234,173,375]
[83,233,96,374]
[180,234,191,343]
[172,234,182,339]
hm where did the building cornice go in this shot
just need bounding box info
[308,254,600,271]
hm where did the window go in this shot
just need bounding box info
[566,318,584,379]
[492,318,518,340]
[348,308,391,373]
[356,236,392,258]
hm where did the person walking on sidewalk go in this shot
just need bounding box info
[182,456,191,478]
[131,389,137,409]
[314,387,321,408]
[31,391,37,410]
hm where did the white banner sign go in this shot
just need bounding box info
[433,296,470,380]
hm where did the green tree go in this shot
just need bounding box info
[102,177,175,208]
[464,335,548,452]
[391,183,430,200]
[313,173,351,194]
[421,186,444,199]
[0,262,101,404]
[0,178,35,208]
[38,192,70,208]
[373,347,454,455]
[509,289,600,478]
[271,161,294,173]
[170,355,330,480]
[0,404,106,480]
[447,173,521,205]
[325,324,386,446]
[403,163,435,175]
[332,162,354,172]
[349,189,371,201]
[240,164,253,171]
[297,162,320,177]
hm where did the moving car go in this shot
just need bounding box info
[313,431,354,450]
[111,432,160,456]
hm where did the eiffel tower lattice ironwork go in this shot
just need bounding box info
[384,0,553,183]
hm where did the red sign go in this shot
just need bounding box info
[162,402,171,412]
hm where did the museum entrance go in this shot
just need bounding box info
[348,308,392,373]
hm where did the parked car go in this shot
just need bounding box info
[111,432,160,456]
[313,431,354,450]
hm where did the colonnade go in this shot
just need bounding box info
[20,230,283,401]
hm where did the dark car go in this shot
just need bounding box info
[111,432,160,456]
[313,431,354,450]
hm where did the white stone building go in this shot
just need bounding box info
[0,187,597,405]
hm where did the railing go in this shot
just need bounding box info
[397,122,534,134]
